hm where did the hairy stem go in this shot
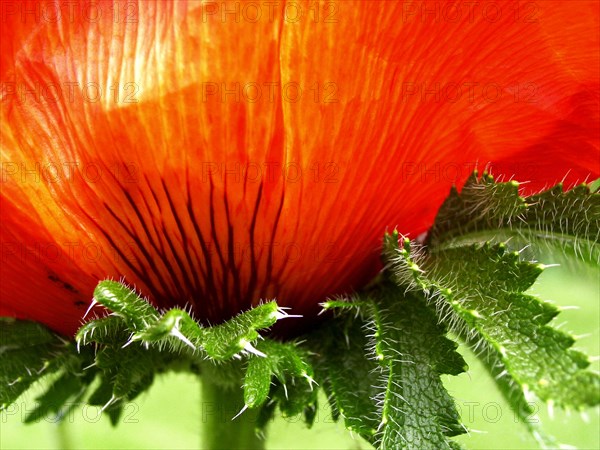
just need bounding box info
[201,378,265,450]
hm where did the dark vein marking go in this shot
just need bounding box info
[143,182,193,303]
[102,201,184,304]
[160,177,206,308]
[209,175,229,310]
[186,177,220,320]
[261,187,286,300]
[245,181,263,307]
[223,176,242,318]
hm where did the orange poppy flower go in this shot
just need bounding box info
[1,1,599,336]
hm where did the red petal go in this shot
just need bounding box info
[1,1,598,336]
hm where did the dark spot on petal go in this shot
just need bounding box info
[47,272,80,294]
[62,283,77,293]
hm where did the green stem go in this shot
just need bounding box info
[201,378,265,450]
[55,420,72,450]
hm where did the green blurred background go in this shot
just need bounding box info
[1,263,598,449]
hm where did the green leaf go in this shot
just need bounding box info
[24,372,86,423]
[244,353,272,409]
[94,345,160,400]
[0,319,68,410]
[255,398,277,435]
[310,310,380,443]
[427,173,600,265]
[243,340,315,409]
[202,302,281,360]
[87,374,125,426]
[0,319,102,425]
[73,281,301,428]
[385,236,599,445]
[12,281,299,427]
[242,339,317,434]
[318,289,467,449]
[92,280,159,331]
[366,287,466,449]
[79,281,288,361]
[76,316,129,348]
[469,339,560,448]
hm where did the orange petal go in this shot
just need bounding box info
[1,1,598,336]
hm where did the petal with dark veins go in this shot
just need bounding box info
[1,1,598,336]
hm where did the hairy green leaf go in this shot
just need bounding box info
[202,302,281,360]
[74,281,307,430]
[243,340,315,409]
[427,173,600,265]
[79,281,288,361]
[76,316,129,348]
[0,319,68,410]
[367,287,466,449]
[242,339,317,434]
[2,280,298,428]
[92,280,159,331]
[310,311,380,443]
[319,289,467,449]
[469,338,560,448]
[385,236,599,447]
